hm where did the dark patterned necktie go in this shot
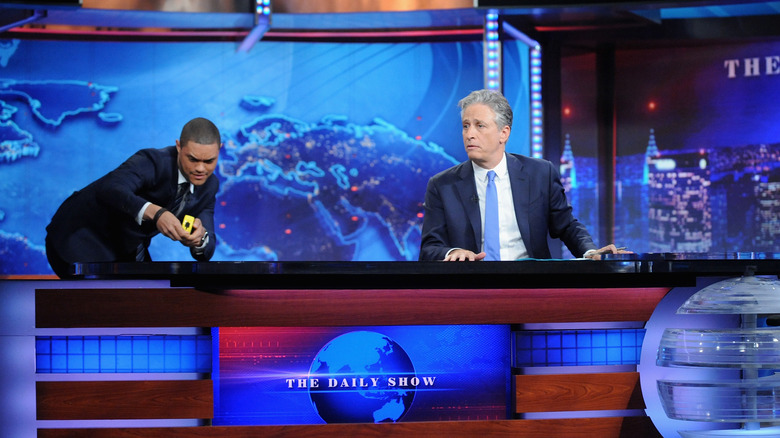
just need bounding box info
[171,182,190,218]
[138,182,189,262]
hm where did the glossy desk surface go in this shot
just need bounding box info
[72,252,780,290]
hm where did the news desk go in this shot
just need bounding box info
[28,255,780,437]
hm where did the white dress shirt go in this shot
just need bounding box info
[137,171,193,225]
[136,171,209,251]
[472,154,528,260]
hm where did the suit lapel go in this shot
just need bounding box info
[507,154,532,248]
[455,162,482,249]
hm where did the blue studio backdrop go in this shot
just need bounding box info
[1,37,537,273]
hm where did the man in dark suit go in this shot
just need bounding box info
[420,89,624,261]
[45,117,221,277]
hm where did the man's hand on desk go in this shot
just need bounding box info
[442,245,632,261]
[583,244,632,260]
[444,249,487,262]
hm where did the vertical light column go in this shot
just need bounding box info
[530,47,543,158]
[502,20,543,158]
[239,0,271,52]
[484,9,501,91]
[256,0,271,21]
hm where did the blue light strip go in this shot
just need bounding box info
[502,21,540,50]
[35,329,642,373]
[238,0,272,53]
[530,47,543,159]
[35,335,212,374]
[256,0,271,17]
[485,9,501,91]
[502,21,543,158]
[514,329,646,367]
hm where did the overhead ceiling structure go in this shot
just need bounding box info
[492,0,780,49]
[0,0,778,46]
[0,0,484,42]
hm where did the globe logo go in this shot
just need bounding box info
[308,331,417,423]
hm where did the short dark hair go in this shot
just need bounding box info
[179,117,221,147]
[458,89,513,130]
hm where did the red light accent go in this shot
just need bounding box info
[219,224,226,229]
[351,216,359,222]
[536,24,637,32]
[220,201,227,206]
[415,135,422,140]
[417,212,424,218]
[284,229,292,235]
[563,107,572,117]
[8,26,484,40]
[648,101,657,111]
[350,186,358,192]
[268,28,483,39]
[10,27,249,38]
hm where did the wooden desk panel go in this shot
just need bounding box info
[37,380,213,420]
[34,278,674,437]
[37,417,659,438]
[515,372,645,413]
[36,287,671,328]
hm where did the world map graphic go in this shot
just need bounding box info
[0,38,459,273]
[216,102,456,262]
[0,76,121,274]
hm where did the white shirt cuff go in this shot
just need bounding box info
[137,202,152,225]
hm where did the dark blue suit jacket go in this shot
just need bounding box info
[46,146,218,266]
[419,153,595,261]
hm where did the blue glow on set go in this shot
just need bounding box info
[35,335,212,373]
[256,0,271,16]
[485,9,501,91]
[515,329,646,367]
[530,48,543,158]
[34,329,645,374]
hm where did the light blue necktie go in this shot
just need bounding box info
[484,170,500,261]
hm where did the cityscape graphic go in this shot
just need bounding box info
[561,129,779,254]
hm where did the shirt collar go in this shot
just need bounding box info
[472,153,508,181]
[177,171,194,193]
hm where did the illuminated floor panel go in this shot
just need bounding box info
[35,335,212,373]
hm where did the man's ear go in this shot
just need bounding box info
[499,125,511,145]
